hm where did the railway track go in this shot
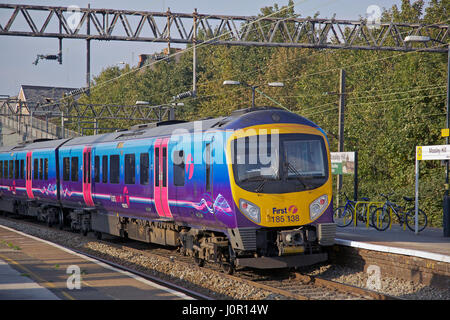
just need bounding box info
[0,214,398,300]
[117,241,397,300]
[67,246,212,300]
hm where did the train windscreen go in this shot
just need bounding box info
[231,133,328,193]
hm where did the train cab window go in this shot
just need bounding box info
[39,158,43,180]
[140,153,149,185]
[20,159,24,179]
[124,154,135,185]
[173,150,185,187]
[14,160,19,179]
[0,161,3,179]
[110,155,120,184]
[44,159,48,180]
[63,157,70,181]
[9,160,13,179]
[94,156,100,183]
[71,157,79,182]
[102,155,108,183]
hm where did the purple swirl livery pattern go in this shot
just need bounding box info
[193,193,232,216]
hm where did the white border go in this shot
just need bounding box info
[0,224,194,300]
[335,238,450,263]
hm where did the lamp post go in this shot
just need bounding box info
[223,80,284,108]
[405,36,450,236]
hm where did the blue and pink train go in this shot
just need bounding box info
[0,107,336,272]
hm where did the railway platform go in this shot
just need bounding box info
[332,225,450,288]
[0,225,194,300]
[336,225,450,261]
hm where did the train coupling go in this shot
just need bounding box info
[277,229,311,256]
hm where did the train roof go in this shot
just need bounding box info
[61,107,318,146]
[1,107,320,150]
[62,117,226,147]
[0,138,70,152]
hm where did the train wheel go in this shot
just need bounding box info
[46,216,53,228]
[221,263,234,275]
[95,231,102,240]
[58,210,64,230]
[194,256,204,267]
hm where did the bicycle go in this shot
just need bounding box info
[333,192,376,227]
[371,193,428,232]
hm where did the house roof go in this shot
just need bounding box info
[19,85,80,110]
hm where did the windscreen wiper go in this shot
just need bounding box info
[255,178,268,193]
[240,176,265,183]
[285,162,308,188]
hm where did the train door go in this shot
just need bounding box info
[153,138,173,218]
[82,146,94,207]
[26,151,33,199]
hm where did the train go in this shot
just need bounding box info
[0,106,335,273]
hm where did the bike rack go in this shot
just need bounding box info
[353,201,392,229]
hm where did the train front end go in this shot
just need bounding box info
[224,109,336,269]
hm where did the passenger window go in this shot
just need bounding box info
[124,154,135,185]
[71,157,79,182]
[162,148,167,187]
[102,155,108,183]
[94,156,100,183]
[110,155,120,184]
[44,159,48,180]
[0,161,3,179]
[63,157,70,181]
[15,160,19,179]
[20,159,24,180]
[140,153,149,185]
[34,159,39,180]
[205,143,211,192]
[39,158,43,180]
[83,153,87,183]
[155,148,159,187]
[4,160,8,179]
[173,150,185,187]
[9,160,13,179]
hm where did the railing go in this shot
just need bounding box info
[0,99,79,141]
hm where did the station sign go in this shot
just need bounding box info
[331,152,355,175]
[416,145,450,161]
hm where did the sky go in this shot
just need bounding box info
[0,0,405,97]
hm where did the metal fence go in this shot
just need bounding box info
[0,99,79,140]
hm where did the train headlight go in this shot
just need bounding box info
[239,199,261,223]
[309,195,328,220]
